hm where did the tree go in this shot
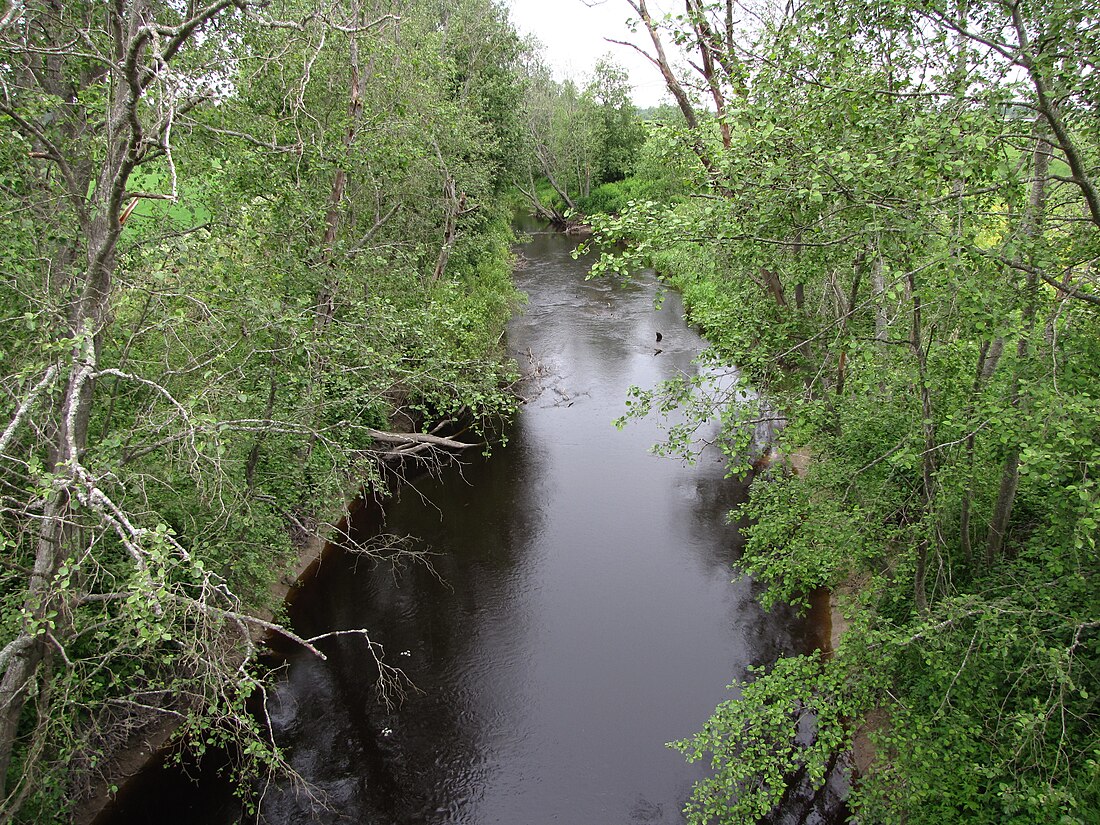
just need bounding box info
[516,61,599,224]
[586,0,1100,820]
[515,53,645,225]
[0,2,276,808]
[588,55,645,183]
[0,0,524,817]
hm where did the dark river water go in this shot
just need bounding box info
[100,225,839,824]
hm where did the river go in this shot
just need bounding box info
[100,224,840,824]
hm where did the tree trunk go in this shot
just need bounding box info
[909,270,937,615]
[686,0,732,150]
[835,250,865,401]
[985,126,1049,566]
[959,340,991,565]
[432,170,477,283]
[316,0,366,331]
[871,250,888,343]
[0,239,117,796]
[246,359,280,493]
[539,158,579,214]
[760,267,787,308]
[516,171,567,228]
[626,0,720,183]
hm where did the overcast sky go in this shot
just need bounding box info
[506,0,673,108]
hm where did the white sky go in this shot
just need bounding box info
[506,0,673,108]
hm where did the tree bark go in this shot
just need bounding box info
[516,171,568,228]
[834,250,865,401]
[958,339,991,565]
[624,0,720,183]
[909,270,936,615]
[685,0,732,150]
[432,171,477,284]
[870,249,889,343]
[1007,9,1100,229]
[536,151,580,214]
[316,0,366,331]
[985,127,1050,566]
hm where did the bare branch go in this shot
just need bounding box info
[0,1,23,31]
[0,365,58,456]
[364,428,477,451]
[0,103,85,209]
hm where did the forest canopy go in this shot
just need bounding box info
[0,0,531,818]
[582,0,1099,822]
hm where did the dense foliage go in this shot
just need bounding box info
[586,0,1100,822]
[0,0,525,819]
[515,54,646,226]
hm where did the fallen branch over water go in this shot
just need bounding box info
[365,427,476,452]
